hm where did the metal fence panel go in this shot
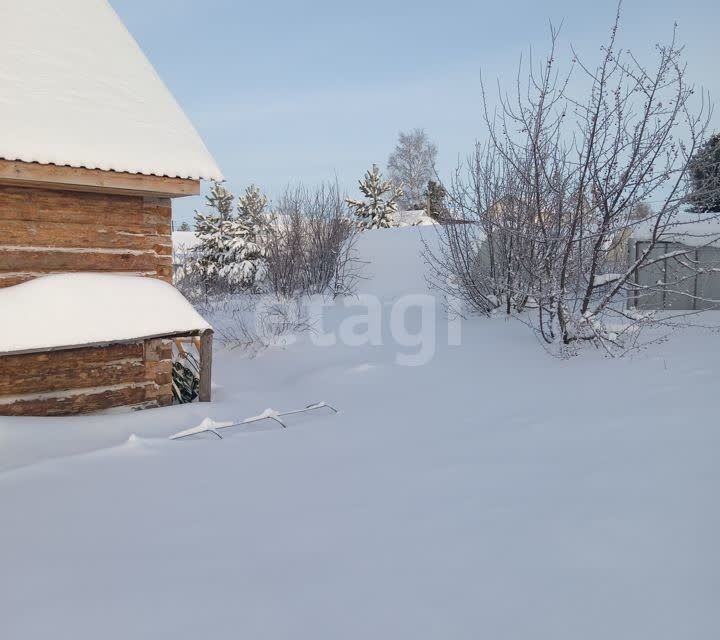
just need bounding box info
[695,246,720,310]
[633,241,720,310]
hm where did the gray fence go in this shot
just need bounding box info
[631,241,720,310]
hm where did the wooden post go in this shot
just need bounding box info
[199,330,213,403]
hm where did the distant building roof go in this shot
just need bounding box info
[0,0,223,181]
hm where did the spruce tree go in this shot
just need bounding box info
[232,184,268,289]
[238,184,268,219]
[193,181,235,285]
[346,164,403,229]
[193,182,266,291]
[688,134,720,213]
[424,180,448,221]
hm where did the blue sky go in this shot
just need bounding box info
[110,0,719,225]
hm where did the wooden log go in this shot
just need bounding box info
[0,383,156,417]
[0,273,38,288]
[0,343,146,395]
[0,247,171,273]
[0,343,143,375]
[0,185,174,287]
[144,338,173,362]
[145,361,172,386]
[0,360,146,396]
[1,219,172,253]
[0,187,169,228]
[0,270,166,289]
[199,330,213,403]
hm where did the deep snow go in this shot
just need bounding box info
[1,227,719,639]
[0,273,210,354]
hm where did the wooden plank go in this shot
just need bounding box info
[0,159,200,198]
[199,330,213,402]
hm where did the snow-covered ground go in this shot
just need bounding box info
[1,227,719,639]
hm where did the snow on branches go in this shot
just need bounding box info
[346,164,403,230]
[193,182,267,292]
[424,12,719,355]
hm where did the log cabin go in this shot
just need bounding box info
[0,0,223,416]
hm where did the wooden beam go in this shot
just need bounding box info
[0,159,200,198]
[199,330,213,403]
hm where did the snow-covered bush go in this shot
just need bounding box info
[347,164,403,230]
[207,295,311,353]
[177,182,363,353]
[265,183,362,298]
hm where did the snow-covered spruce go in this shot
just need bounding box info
[193,182,267,292]
[346,164,403,230]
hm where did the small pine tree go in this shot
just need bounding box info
[688,134,720,213]
[177,221,191,231]
[232,184,268,289]
[193,181,266,291]
[424,180,448,221]
[238,184,268,219]
[346,164,403,230]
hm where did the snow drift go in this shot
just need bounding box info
[0,273,210,354]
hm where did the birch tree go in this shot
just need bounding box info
[388,129,438,210]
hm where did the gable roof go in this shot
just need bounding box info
[0,0,223,181]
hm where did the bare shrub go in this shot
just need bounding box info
[207,295,311,353]
[425,11,717,354]
[265,183,363,298]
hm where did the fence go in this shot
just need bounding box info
[631,241,720,310]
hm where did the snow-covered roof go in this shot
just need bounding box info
[0,0,223,181]
[173,231,202,251]
[0,274,211,355]
[632,211,720,248]
[392,209,438,227]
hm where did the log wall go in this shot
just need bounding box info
[0,185,173,288]
[0,339,174,416]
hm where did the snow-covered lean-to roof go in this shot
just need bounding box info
[0,0,223,181]
[0,274,211,356]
